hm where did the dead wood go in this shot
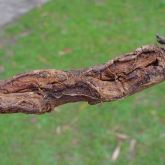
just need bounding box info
[0,45,165,114]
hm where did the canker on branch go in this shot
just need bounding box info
[0,45,165,114]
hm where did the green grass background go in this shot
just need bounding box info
[0,0,165,164]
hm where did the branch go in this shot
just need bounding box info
[0,45,165,114]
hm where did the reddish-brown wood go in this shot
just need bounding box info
[0,45,165,114]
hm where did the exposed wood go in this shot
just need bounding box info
[0,45,165,114]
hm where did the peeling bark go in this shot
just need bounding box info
[0,45,165,114]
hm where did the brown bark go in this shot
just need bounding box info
[0,45,165,114]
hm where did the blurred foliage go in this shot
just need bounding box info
[0,0,165,164]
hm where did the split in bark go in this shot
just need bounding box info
[0,45,165,114]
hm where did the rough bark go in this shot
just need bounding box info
[0,45,165,114]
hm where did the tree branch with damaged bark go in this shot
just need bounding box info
[0,40,165,114]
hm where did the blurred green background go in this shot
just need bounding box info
[0,0,165,164]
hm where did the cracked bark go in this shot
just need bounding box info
[0,45,165,114]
